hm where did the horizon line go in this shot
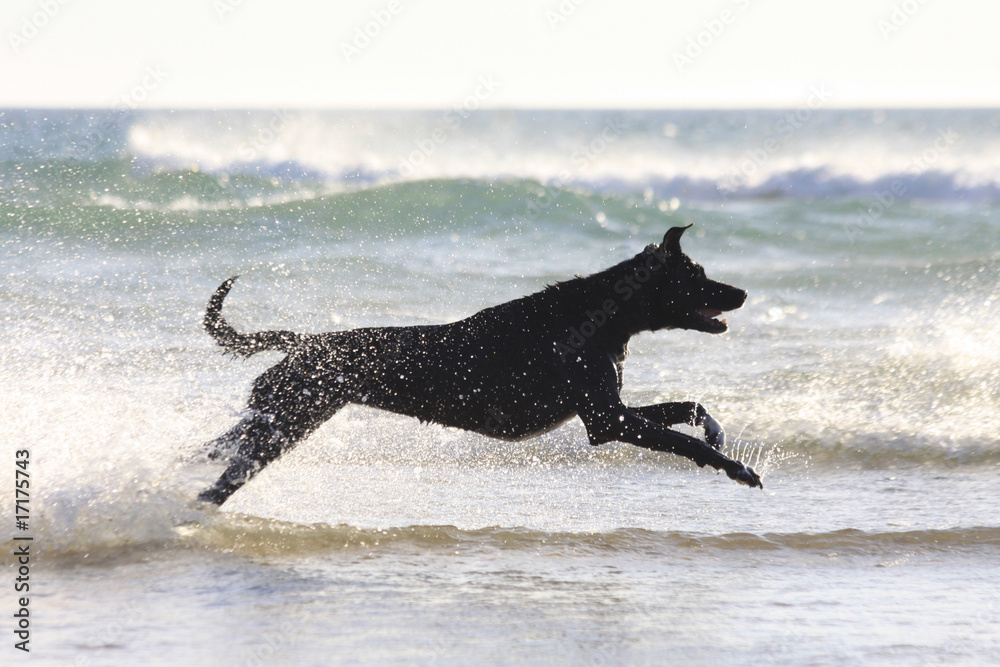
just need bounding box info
[3,103,999,112]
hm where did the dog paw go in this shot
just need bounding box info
[726,462,763,489]
[702,414,725,450]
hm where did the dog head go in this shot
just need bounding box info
[643,225,747,334]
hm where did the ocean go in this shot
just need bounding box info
[2,108,999,665]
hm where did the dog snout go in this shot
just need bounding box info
[715,285,747,311]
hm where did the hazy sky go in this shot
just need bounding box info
[2,0,998,108]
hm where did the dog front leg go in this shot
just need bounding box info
[583,406,761,488]
[631,402,726,449]
[560,352,761,488]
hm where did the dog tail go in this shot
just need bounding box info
[204,277,302,358]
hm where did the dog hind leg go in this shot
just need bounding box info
[202,414,258,461]
[197,359,348,505]
[197,412,288,504]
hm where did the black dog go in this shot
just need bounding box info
[197,225,761,505]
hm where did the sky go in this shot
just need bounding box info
[1,0,998,109]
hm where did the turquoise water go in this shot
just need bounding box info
[2,109,999,664]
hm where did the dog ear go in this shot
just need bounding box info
[661,224,692,255]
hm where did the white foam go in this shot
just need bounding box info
[123,111,1000,201]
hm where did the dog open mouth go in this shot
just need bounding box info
[692,308,729,333]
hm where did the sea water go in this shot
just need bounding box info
[2,109,999,665]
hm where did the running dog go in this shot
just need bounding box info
[197,225,761,504]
